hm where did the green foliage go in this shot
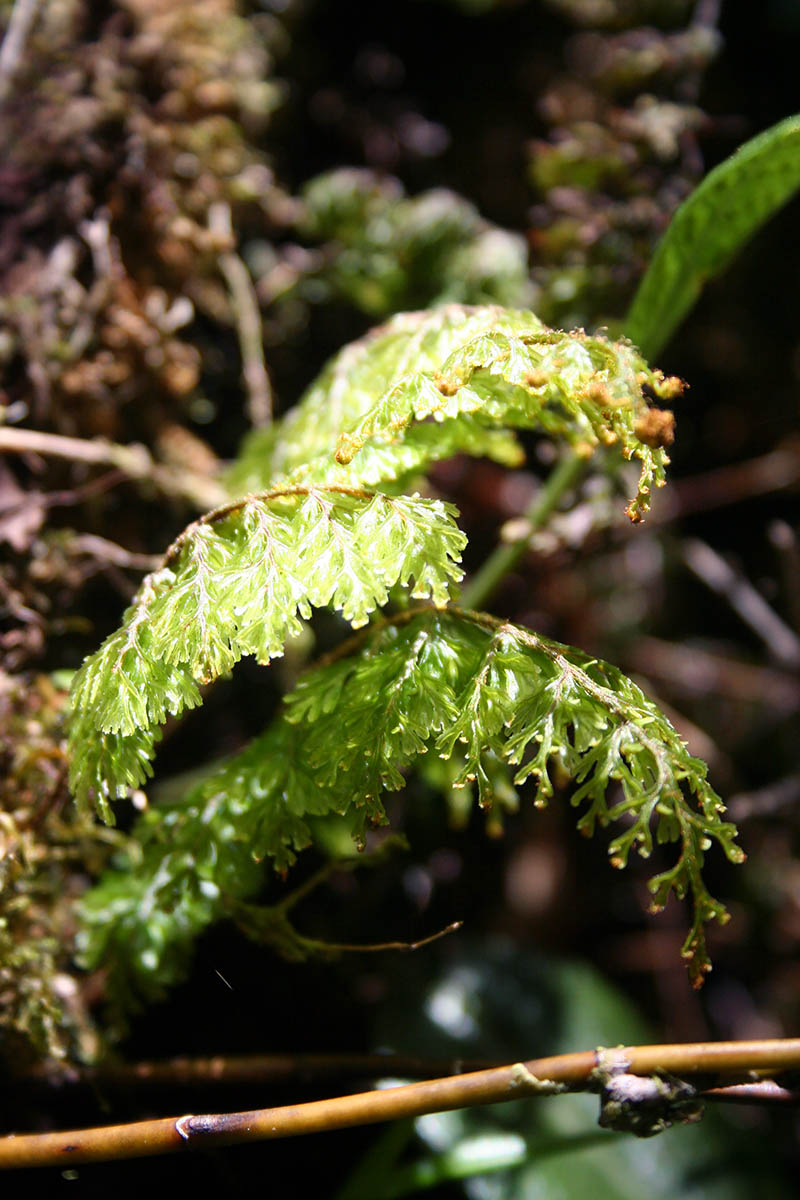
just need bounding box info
[70,301,738,1005]
[626,113,800,358]
[289,609,741,981]
[78,722,293,1008]
[68,487,465,815]
[78,608,741,1001]
[299,169,534,316]
[229,305,678,519]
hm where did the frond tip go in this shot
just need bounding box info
[228,305,679,517]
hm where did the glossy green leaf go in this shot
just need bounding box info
[626,113,800,358]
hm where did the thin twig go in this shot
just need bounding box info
[3,1039,800,1169]
[0,0,42,105]
[681,537,800,669]
[769,519,800,635]
[662,441,800,522]
[38,1052,794,1101]
[727,773,800,823]
[701,1080,800,1106]
[624,635,800,714]
[0,426,227,510]
[67,534,162,572]
[19,1052,497,1091]
[0,469,127,530]
[299,921,464,956]
[209,203,273,427]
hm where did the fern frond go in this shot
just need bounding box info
[68,487,465,813]
[290,608,743,983]
[76,718,326,1007]
[227,308,523,496]
[81,608,742,997]
[228,306,678,519]
[284,612,490,842]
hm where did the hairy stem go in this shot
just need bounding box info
[461,451,587,612]
[3,1039,799,1169]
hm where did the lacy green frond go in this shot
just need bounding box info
[287,608,742,984]
[332,307,678,519]
[68,487,465,814]
[79,607,742,1000]
[76,615,487,1002]
[227,307,527,497]
[228,306,677,518]
[79,718,415,1005]
[285,611,491,842]
[76,719,325,1008]
[67,714,159,824]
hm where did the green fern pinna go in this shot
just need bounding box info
[68,304,743,1006]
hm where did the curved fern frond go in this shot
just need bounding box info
[68,487,465,814]
[79,608,743,998]
[228,307,523,495]
[228,306,679,519]
[287,609,743,989]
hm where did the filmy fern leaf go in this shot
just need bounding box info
[80,608,742,999]
[77,719,322,1008]
[288,608,743,986]
[68,487,465,813]
[228,305,679,519]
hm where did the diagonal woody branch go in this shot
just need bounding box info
[3,1038,800,1170]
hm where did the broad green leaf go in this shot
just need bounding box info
[626,113,800,359]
